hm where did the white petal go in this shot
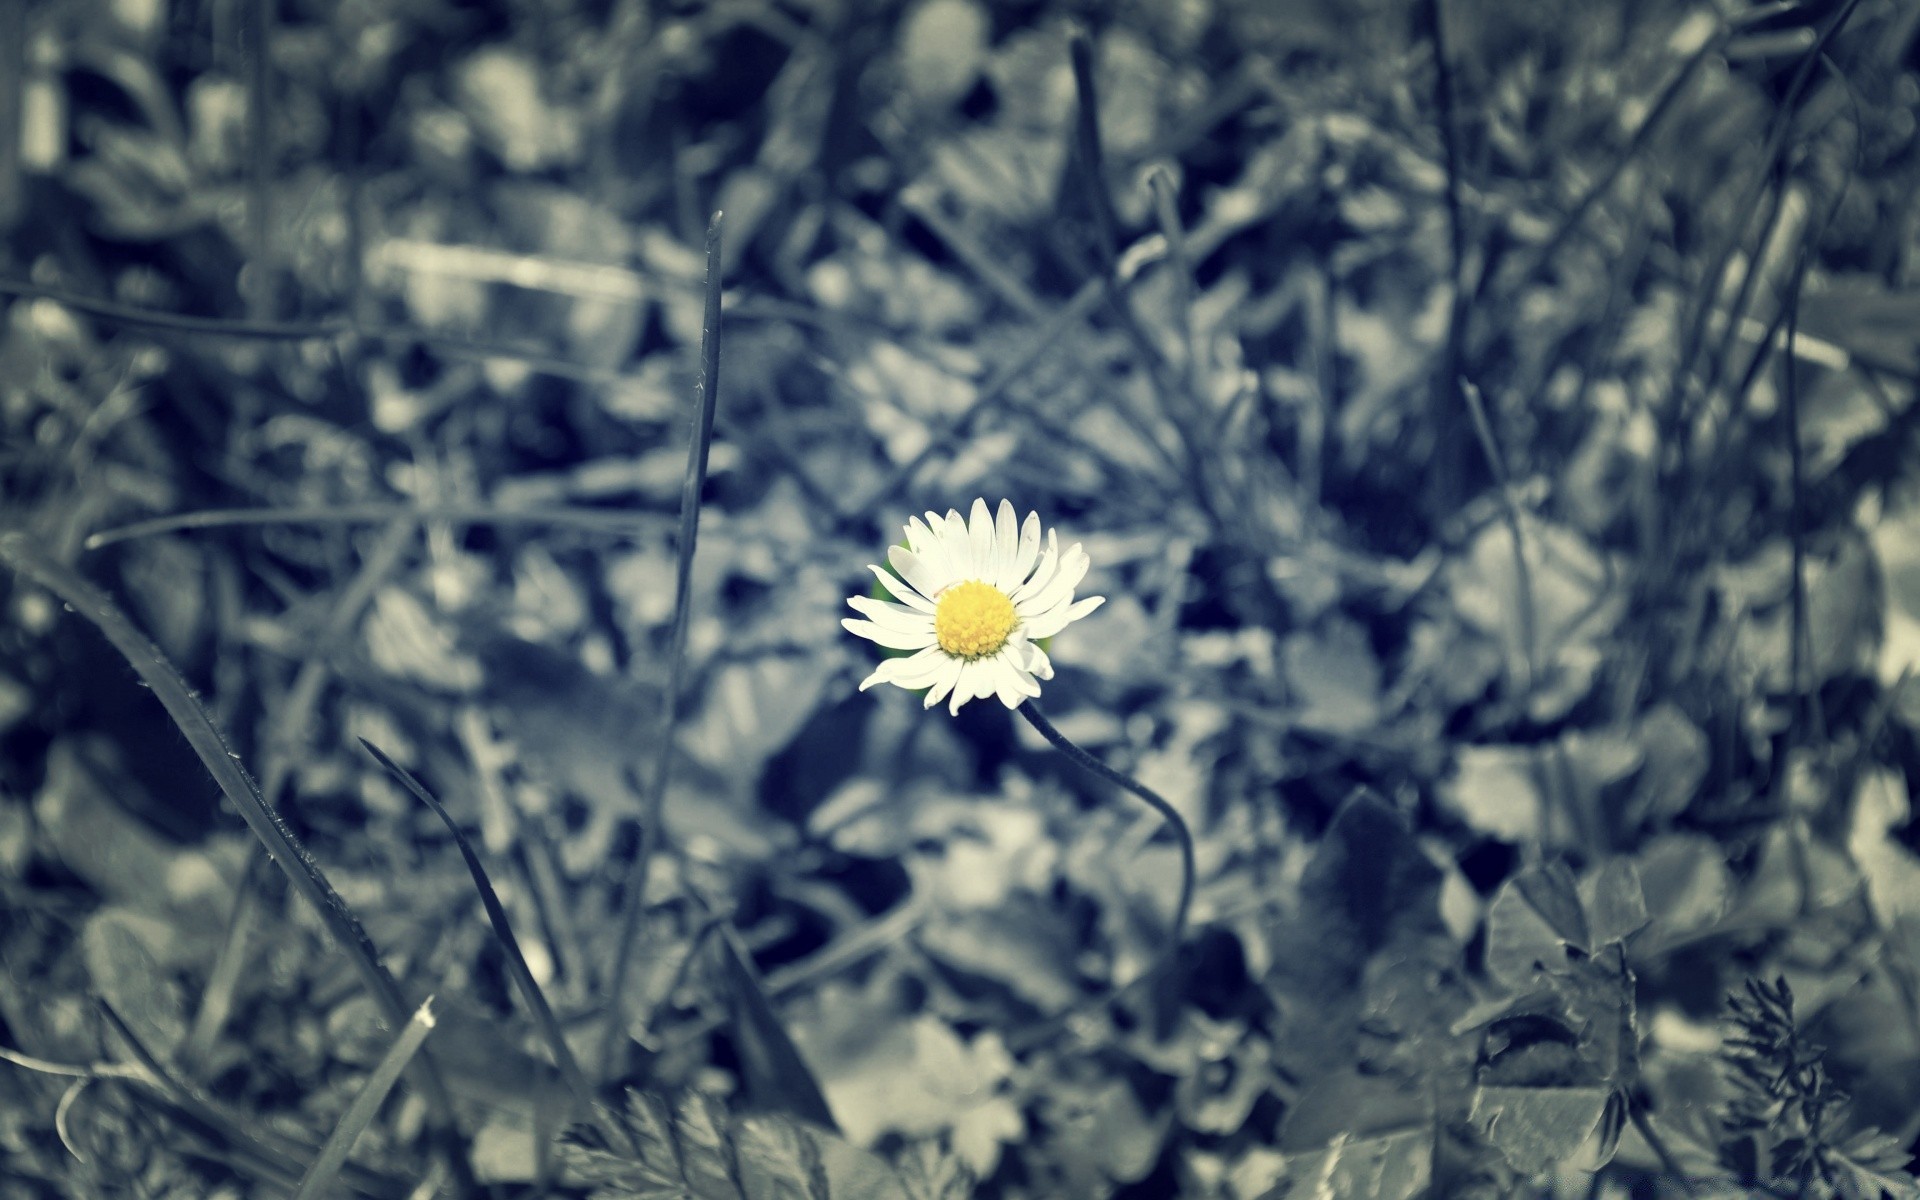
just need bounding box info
[1021,593,1104,640]
[935,510,968,581]
[907,515,953,583]
[947,660,986,715]
[904,515,936,558]
[1017,543,1090,613]
[860,647,943,691]
[847,595,934,633]
[871,645,955,688]
[868,564,935,612]
[1006,510,1042,590]
[931,513,966,582]
[967,500,994,581]
[989,654,1040,708]
[923,659,963,709]
[905,512,936,570]
[841,618,938,650]
[888,545,948,602]
[992,501,1019,588]
[1022,641,1055,680]
[1012,532,1060,604]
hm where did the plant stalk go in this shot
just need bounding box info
[1016,701,1193,950]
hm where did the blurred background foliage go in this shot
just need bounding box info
[5,0,1920,1195]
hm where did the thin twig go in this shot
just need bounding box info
[1460,380,1539,700]
[0,277,347,339]
[1425,0,1472,507]
[0,277,667,385]
[1782,259,1814,765]
[862,242,1163,511]
[1667,0,1861,455]
[1513,16,1725,288]
[600,211,726,1078]
[1147,166,1205,434]
[1066,38,1228,526]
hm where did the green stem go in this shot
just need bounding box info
[1016,701,1193,950]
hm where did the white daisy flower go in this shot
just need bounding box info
[844,498,1106,715]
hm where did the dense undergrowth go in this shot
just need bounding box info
[5,0,1920,1196]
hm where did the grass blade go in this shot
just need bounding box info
[292,996,437,1200]
[601,209,727,1076]
[84,503,672,550]
[357,739,602,1130]
[0,533,470,1178]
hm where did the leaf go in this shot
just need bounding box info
[1485,864,1584,990]
[1266,1127,1432,1200]
[1279,1070,1432,1152]
[1443,744,1546,844]
[917,901,1083,1012]
[1874,503,1920,686]
[1579,859,1649,948]
[1736,823,1860,926]
[1297,793,1447,978]
[1633,834,1731,947]
[730,1117,828,1200]
[1514,862,1591,951]
[1629,702,1709,824]
[892,1139,976,1200]
[1827,1126,1920,1200]
[719,931,840,1132]
[1268,793,1448,1082]
[1446,515,1624,720]
[1468,1086,1610,1178]
[1282,619,1383,735]
[454,47,581,172]
[564,1090,914,1200]
[784,975,1017,1177]
[1041,1074,1168,1188]
[1847,770,1920,927]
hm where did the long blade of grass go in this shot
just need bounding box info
[178,849,269,1072]
[97,999,411,1197]
[1069,30,1120,269]
[84,503,673,550]
[242,0,273,318]
[0,533,469,1174]
[186,521,416,1071]
[600,210,726,1077]
[292,996,437,1200]
[357,739,602,1129]
[1512,13,1727,289]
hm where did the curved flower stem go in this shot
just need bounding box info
[1017,701,1193,951]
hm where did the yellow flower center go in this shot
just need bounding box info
[934,580,1018,659]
